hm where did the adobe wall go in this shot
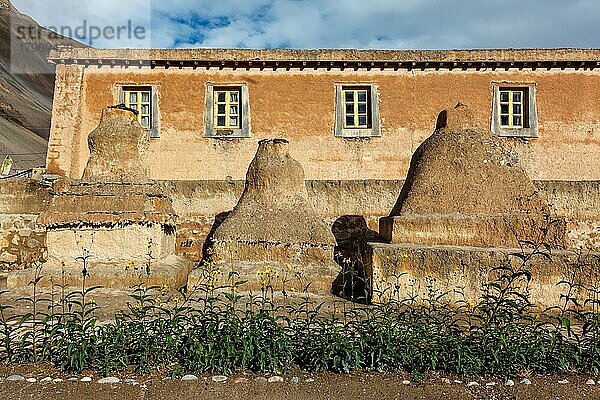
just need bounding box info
[47,65,600,181]
[163,179,600,261]
[2,179,599,267]
[0,180,50,269]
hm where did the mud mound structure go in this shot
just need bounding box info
[381,103,565,248]
[213,138,334,245]
[9,107,189,289]
[40,107,175,228]
[201,139,338,293]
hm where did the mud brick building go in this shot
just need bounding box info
[4,47,600,299]
[46,48,600,182]
[35,47,600,263]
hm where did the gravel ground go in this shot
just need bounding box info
[0,366,598,400]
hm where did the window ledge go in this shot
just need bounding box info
[335,128,380,138]
[149,129,160,139]
[204,129,250,139]
[494,127,538,138]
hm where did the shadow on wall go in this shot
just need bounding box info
[331,215,385,303]
[200,211,231,264]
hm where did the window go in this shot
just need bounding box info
[491,84,538,138]
[121,86,159,138]
[205,84,250,138]
[343,88,371,128]
[214,88,241,129]
[123,87,152,129]
[335,84,380,137]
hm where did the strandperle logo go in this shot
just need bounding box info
[9,0,151,74]
[16,20,147,46]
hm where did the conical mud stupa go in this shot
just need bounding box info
[367,104,591,307]
[8,107,191,289]
[380,103,565,248]
[197,139,338,293]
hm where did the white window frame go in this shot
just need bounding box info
[204,83,250,138]
[334,83,380,138]
[491,83,538,138]
[118,85,160,138]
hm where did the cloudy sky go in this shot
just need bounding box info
[11,0,600,49]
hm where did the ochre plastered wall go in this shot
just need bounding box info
[48,66,600,181]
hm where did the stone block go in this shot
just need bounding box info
[7,254,192,289]
[367,242,600,308]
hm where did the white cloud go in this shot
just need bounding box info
[11,0,600,49]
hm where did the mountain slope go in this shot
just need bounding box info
[0,0,86,171]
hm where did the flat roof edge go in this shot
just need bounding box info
[48,47,600,64]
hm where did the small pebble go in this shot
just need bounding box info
[67,377,78,382]
[441,378,451,384]
[268,376,284,383]
[453,380,463,384]
[505,379,515,387]
[162,377,172,381]
[290,376,300,384]
[26,378,37,383]
[40,377,52,382]
[466,381,479,387]
[305,378,315,383]
[254,377,268,382]
[233,377,248,383]
[402,380,410,385]
[586,379,596,385]
[97,377,120,384]
[52,378,63,383]
[520,378,532,385]
[6,375,25,381]
[558,379,569,384]
[181,375,198,381]
[485,382,496,386]
[124,378,138,385]
[211,375,227,383]
[80,377,92,382]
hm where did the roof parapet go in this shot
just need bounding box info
[48,48,600,71]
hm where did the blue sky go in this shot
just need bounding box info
[12,0,600,49]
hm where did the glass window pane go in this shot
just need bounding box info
[229,117,238,127]
[141,104,150,114]
[358,103,367,113]
[345,115,354,126]
[357,91,367,102]
[129,92,137,103]
[513,91,522,102]
[358,115,367,126]
[500,104,509,114]
[141,116,149,127]
[345,103,354,114]
[345,91,354,102]
[500,91,509,102]
[230,92,238,102]
[130,104,137,111]
[230,105,238,115]
[217,92,226,102]
[513,104,521,114]
[217,116,226,126]
[141,92,150,102]
[513,116,522,126]
[217,104,226,114]
[500,115,509,126]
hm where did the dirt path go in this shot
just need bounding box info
[0,371,597,400]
